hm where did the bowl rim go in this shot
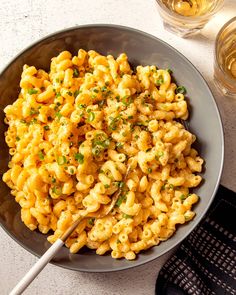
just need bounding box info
[0,23,224,273]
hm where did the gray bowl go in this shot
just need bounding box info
[0,25,224,272]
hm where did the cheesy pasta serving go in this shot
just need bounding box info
[2,49,203,260]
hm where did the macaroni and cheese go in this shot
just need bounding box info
[2,49,204,260]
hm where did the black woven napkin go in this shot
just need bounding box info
[155,185,236,295]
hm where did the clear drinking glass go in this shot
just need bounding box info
[214,17,236,98]
[156,0,225,38]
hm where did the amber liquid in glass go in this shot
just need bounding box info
[161,0,218,17]
[214,23,236,97]
[218,30,236,79]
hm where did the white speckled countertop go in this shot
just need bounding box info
[0,1,236,294]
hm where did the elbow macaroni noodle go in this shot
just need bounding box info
[2,49,204,260]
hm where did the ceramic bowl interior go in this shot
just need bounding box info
[0,25,224,272]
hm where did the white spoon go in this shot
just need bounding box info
[10,166,131,295]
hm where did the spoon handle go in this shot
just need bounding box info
[9,239,64,295]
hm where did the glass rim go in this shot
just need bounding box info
[214,16,236,85]
[156,0,225,22]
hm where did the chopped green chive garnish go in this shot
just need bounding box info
[147,168,152,174]
[73,68,79,78]
[28,89,38,95]
[116,142,123,149]
[122,96,132,106]
[88,218,95,225]
[67,91,73,96]
[109,115,121,130]
[92,136,110,156]
[16,136,20,141]
[57,155,66,165]
[109,124,117,131]
[180,194,186,200]
[74,90,81,97]
[52,185,62,195]
[78,104,86,109]
[92,146,102,156]
[161,184,166,191]
[29,108,39,115]
[69,168,74,174]
[55,112,62,119]
[155,76,164,86]
[44,125,50,131]
[104,184,110,189]
[116,195,126,207]
[88,112,95,122]
[74,153,84,164]
[30,118,38,125]
[104,139,111,147]
[123,214,132,219]
[118,181,125,188]
[155,151,164,160]
[38,151,44,160]
[176,86,187,95]
[101,86,107,92]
